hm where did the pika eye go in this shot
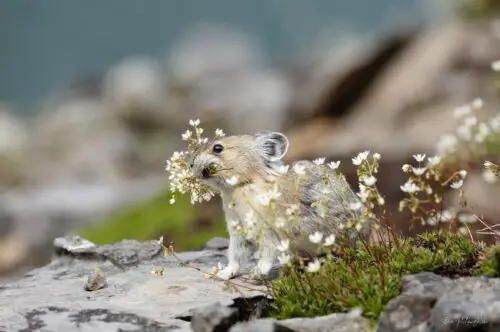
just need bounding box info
[212,144,224,153]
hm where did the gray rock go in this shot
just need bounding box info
[54,235,97,253]
[54,235,163,269]
[377,273,500,332]
[191,302,239,332]
[230,309,371,332]
[205,237,229,251]
[430,277,500,332]
[230,318,296,332]
[280,309,371,332]
[0,238,266,332]
[84,265,107,291]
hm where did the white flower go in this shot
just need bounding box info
[202,192,213,201]
[472,98,484,109]
[458,213,478,224]
[357,184,369,202]
[215,128,225,137]
[328,161,341,170]
[492,60,500,71]
[321,187,331,195]
[475,133,486,143]
[278,253,291,265]
[400,181,420,193]
[436,134,458,155]
[293,164,306,175]
[413,154,426,162]
[402,164,412,172]
[258,193,272,206]
[441,209,456,223]
[355,223,363,231]
[309,231,323,244]
[427,156,441,167]
[277,239,290,252]
[352,151,370,166]
[277,164,289,174]
[377,196,385,206]
[225,176,239,186]
[189,119,200,126]
[313,158,325,165]
[169,197,176,204]
[373,153,381,160]
[412,167,426,176]
[490,115,500,131]
[458,170,467,178]
[427,210,455,225]
[275,217,286,228]
[157,235,164,245]
[450,180,463,189]
[181,130,192,140]
[286,204,299,216]
[485,161,495,168]
[352,155,363,166]
[362,176,377,186]
[349,201,363,211]
[463,116,477,127]
[244,211,256,227]
[306,259,321,273]
[453,105,472,118]
[324,234,336,246]
[457,125,471,140]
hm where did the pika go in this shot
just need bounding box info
[192,131,368,280]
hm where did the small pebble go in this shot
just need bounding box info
[84,265,107,291]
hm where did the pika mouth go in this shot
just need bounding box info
[201,168,212,179]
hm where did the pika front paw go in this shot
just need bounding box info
[217,264,240,280]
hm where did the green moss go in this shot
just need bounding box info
[76,189,227,252]
[269,231,483,324]
[458,0,500,19]
[473,245,500,277]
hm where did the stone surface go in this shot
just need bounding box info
[0,237,265,332]
[279,309,371,332]
[5,237,500,332]
[84,265,107,291]
[376,272,500,332]
[230,319,295,332]
[229,308,372,332]
[191,302,239,332]
[205,237,229,251]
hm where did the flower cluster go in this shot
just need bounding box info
[351,151,384,229]
[435,60,500,185]
[165,119,225,205]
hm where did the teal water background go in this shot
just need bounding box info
[0,0,434,112]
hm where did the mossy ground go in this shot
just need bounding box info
[76,189,227,252]
[268,231,497,324]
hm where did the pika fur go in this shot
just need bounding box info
[191,131,368,280]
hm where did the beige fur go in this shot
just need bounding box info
[192,132,367,280]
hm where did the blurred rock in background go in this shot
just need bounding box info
[1,0,500,278]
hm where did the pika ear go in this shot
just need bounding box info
[255,131,289,162]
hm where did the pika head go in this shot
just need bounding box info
[191,132,289,191]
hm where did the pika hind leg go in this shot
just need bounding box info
[252,235,278,279]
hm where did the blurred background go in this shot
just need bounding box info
[1,0,500,279]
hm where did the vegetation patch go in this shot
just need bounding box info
[268,231,486,323]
